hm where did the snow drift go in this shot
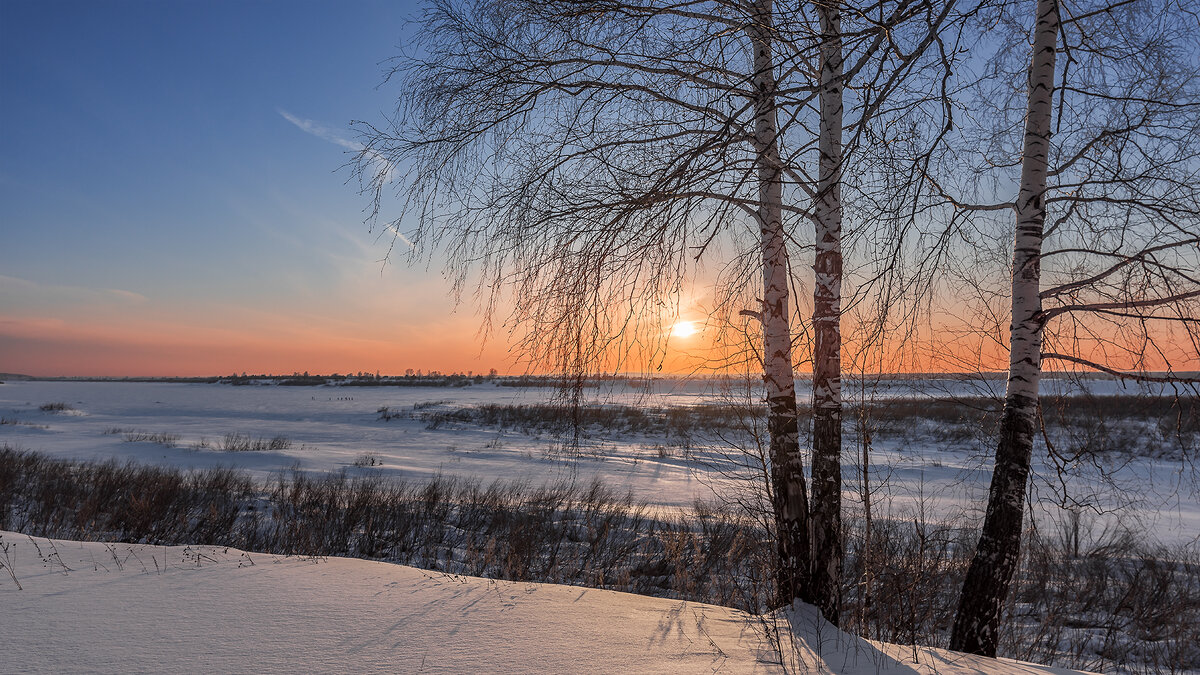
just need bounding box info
[1,532,1085,674]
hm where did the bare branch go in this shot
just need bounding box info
[1042,352,1200,382]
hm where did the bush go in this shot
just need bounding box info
[39,402,72,413]
[353,452,383,467]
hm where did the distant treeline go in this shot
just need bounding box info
[7,371,1194,387]
[5,373,666,389]
[4,375,224,384]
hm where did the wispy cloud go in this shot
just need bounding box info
[278,109,361,152]
[278,108,399,197]
[279,110,411,251]
[107,288,148,303]
[0,274,147,305]
[382,222,415,251]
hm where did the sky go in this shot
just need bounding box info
[0,0,561,377]
[3,2,1191,379]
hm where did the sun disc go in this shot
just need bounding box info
[671,321,698,338]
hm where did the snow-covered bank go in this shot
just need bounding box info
[0,532,1084,674]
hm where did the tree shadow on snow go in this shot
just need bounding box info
[764,603,923,675]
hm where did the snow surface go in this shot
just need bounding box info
[1,532,1087,674]
[1,380,1197,545]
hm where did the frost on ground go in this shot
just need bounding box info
[0,532,1084,674]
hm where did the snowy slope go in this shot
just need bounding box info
[1,532,1086,674]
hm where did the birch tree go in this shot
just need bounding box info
[354,0,967,622]
[806,0,977,622]
[948,0,1059,653]
[355,0,824,610]
[941,0,1200,656]
[808,1,846,623]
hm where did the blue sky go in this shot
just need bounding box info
[0,0,525,375]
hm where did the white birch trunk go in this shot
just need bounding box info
[749,0,812,607]
[950,0,1057,655]
[810,1,845,627]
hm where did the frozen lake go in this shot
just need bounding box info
[1,379,1196,545]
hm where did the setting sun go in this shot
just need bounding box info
[670,320,699,339]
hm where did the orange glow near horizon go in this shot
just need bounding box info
[4,310,1196,379]
[0,310,517,378]
[3,296,1195,378]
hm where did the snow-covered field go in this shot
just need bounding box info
[3,379,1196,673]
[1,379,1195,544]
[0,532,1085,674]
[1,380,713,511]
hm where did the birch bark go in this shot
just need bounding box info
[749,0,812,607]
[949,0,1058,655]
[809,0,845,627]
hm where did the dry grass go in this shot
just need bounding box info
[122,431,182,447]
[406,396,1196,460]
[218,432,292,452]
[0,445,764,611]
